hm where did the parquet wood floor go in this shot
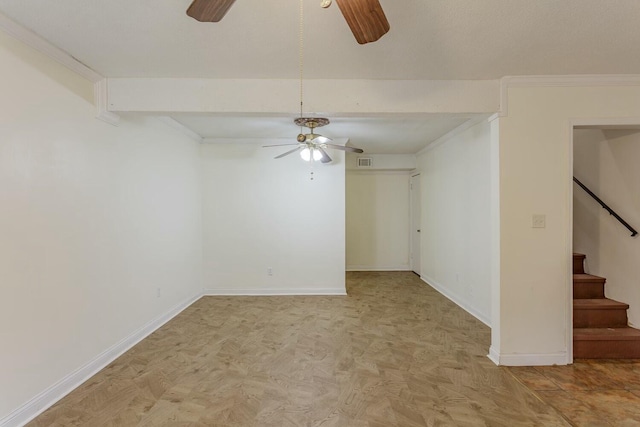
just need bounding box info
[28,272,570,426]
[509,360,640,426]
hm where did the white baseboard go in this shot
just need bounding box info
[346,266,411,272]
[420,275,491,327]
[0,291,203,427]
[488,348,569,366]
[204,288,347,296]
[488,346,501,365]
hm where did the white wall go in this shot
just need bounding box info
[201,142,346,294]
[574,128,640,327]
[0,32,203,422]
[496,83,640,366]
[346,171,411,271]
[417,120,493,325]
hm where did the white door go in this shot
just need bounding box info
[410,173,421,275]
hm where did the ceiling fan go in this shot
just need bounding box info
[186,0,390,45]
[263,117,364,163]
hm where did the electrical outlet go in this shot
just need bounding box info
[532,214,546,228]
[267,267,273,276]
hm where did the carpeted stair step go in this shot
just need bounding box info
[573,298,629,328]
[573,274,606,299]
[574,327,640,359]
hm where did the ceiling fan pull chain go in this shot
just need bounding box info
[299,0,304,119]
[264,0,362,163]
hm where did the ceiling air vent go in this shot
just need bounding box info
[357,157,373,168]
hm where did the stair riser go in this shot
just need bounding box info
[573,309,628,328]
[573,283,605,299]
[573,255,586,274]
[574,340,640,359]
[572,253,639,359]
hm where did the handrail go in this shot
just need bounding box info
[573,177,638,237]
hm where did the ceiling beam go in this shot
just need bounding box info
[105,78,500,116]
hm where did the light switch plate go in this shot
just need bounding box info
[532,214,546,228]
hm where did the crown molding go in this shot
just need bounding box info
[499,74,640,117]
[503,74,640,88]
[94,80,120,126]
[155,117,203,143]
[0,11,102,83]
[416,115,488,156]
[202,137,350,146]
[0,13,122,126]
[570,117,640,128]
[202,137,273,145]
[345,170,413,175]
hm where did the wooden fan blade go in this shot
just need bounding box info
[275,147,302,159]
[318,147,333,163]
[187,0,236,22]
[334,0,390,44]
[325,143,364,153]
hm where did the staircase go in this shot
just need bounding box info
[573,253,640,358]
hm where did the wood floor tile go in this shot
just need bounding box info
[28,272,570,426]
[576,389,640,425]
[508,366,562,391]
[532,363,627,391]
[534,390,612,427]
[510,358,640,426]
[588,360,640,390]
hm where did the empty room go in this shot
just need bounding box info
[2,1,640,426]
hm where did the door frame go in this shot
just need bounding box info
[567,116,640,363]
[410,172,421,275]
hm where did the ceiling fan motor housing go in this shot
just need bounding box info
[294,117,330,129]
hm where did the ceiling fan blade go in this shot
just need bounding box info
[187,0,236,22]
[275,147,302,159]
[262,143,300,148]
[318,147,333,163]
[334,0,390,45]
[325,143,364,153]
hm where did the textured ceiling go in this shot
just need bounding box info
[1,0,640,80]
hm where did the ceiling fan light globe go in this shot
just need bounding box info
[300,147,312,162]
[312,149,323,161]
[312,135,332,144]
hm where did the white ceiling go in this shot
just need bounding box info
[2,0,639,153]
[2,0,640,79]
[172,114,473,154]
